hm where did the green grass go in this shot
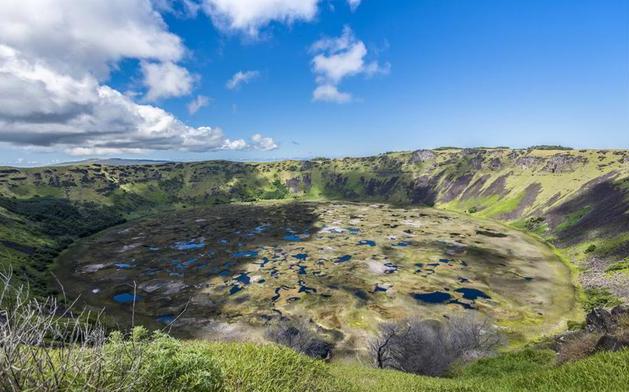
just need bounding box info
[453,349,556,379]
[6,326,629,391]
[606,260,629,274]
[207,342,351,392]
[477,191,525,219]
[326,348,629,392]
[555,206,592,232]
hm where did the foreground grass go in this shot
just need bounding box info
[332,350,629,392]
[3,324,628,391]
[207,342,629,392]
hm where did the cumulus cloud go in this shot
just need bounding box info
[312,84,352,103]
[251,133,278,151]
[0,45,251,155]
[0,0,185,78]
[142,61,195,101]
[0,0,276,156]
[226,70,260,90]
[347,0,362,11]
[310,26,389,103]
[200,0,319,36]
[187,95,211,114]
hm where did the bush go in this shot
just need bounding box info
[583,288,622,311]
[0,272,223,391]
[369,313,502,376]
[605,260,629,273]
[557,333,601,364]
[584,244,597,254]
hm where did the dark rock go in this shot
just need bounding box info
[595,334,629,352]
[586,308,615,332]
[285,178,302,193]
[611,304,629,320]
[515,156,543,169]
[408,176,438,206]
[488,158,502,170]
[304,339,333,360]
[542,154,588,173]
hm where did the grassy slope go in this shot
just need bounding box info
[207,341,629,392]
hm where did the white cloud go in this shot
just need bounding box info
[310,26,388,103]
[221,138,248,150]
[0,0,185,78]
[0,1,277,155]
[226,70,260,90]
[312,84,352,103]
[347,0,361,11]
[142,61,195,101]
[201,0,319,36]
[251,133,278,151]
[0,46,252,155]
[187,95,211,114]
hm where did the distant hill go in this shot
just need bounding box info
[53,158,173,167]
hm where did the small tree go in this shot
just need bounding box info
[369,313,502,376]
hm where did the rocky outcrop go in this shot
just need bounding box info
[409,149,436,164]
[586,308,616,333]
[595,334,629,352]
[285,178,302,193]
[515,156,544,170]
[585,305,629,333]
[542,154,588,173]
[408,176,438,206]
[487,158,502,170]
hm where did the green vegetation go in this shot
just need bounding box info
[327,348,629,391]
[606,260,629,274]
[555,206,591,232]
[0,196,124,296]
[527,145,574,150]
[583,288,622,311]
[454,349,556,379]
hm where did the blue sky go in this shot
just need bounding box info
[0,0,627,166]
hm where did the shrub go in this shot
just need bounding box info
[369,313,502,376]
[0,271,223,392]
[584,244,597,254]
[557,333,601,363]
[102,328,223,392]
[605,260,629,273]
[583,288,622,311]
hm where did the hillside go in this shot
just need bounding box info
[1,148,627,304]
